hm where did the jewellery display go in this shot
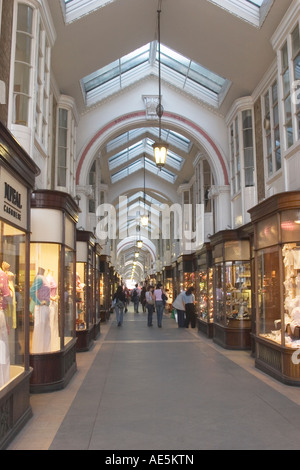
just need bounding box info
[196,268,213,323]
[76,270,86,330]
[259,243,300,348]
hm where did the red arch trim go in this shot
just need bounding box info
[76,111,229,185]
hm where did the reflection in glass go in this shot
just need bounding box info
[29,244,60,353]
[0,222,26,390]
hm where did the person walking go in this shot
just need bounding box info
[183,286,196,328]
[153,283,165,328]
[145,285,155,326]
[172,291,186,328]
[113,285,126,326]
[140,285,146,313]
[131,284,140,313]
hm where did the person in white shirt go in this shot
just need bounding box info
[172,291,186,328]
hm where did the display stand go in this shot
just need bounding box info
[249,191,300,385]
[0,122,39,448]
[195,243,213,338]
[210,230,252,350]
[29,190,78,392]
[76,230,96,352]
[94,243,101,339]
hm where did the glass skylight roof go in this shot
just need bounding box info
[81,41,230,108]
[107,128,191,155]
[111,157,177,184]
[207,0,272,28]
[62,0,115,23]
[107,137,184,176]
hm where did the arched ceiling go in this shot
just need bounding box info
[47,0,293,281]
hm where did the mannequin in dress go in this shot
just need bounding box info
[46,269,60,351]
[2,261,16,330]
[30,267,51,353]
[0,269,11,388]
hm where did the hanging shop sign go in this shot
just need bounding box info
[0,166,27,229]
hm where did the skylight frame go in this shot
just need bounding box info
[62,0,115,24]
[110,157,177,184]
[81,41,231,109]
[206,0,274,28]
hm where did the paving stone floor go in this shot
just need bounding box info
[7,305,300,451]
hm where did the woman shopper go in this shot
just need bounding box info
[145,285,155,326]
[113,285,126,327]
[172,291,186,328]
[153,283,166,328]
[183,286,196,328]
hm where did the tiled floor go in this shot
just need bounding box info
[7,305,300,450]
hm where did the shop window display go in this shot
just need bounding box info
[0,121,39,449]
[195,243,214,337]
[29,190,78,392]
[0,223,26,390]
[250,192,300,385]
[211,231,252,349]
[76,231,96,351]
[256,219,300,348]
[29,244,60,353]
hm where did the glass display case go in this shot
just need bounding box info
[250,192,300,385]
[210,230,252,349]
[195,243,213,338]
[0,122,39,449]
[29,190,78,392]
[76,230,96,351]
[99,255,111,322]
[177,255,195,293]
[163,266,173,312]
[94,243,101,339]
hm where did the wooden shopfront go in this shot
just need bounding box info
[0,122,39,448]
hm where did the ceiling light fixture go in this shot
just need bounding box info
[153,6,168,169]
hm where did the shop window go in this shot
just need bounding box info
[282,41,293,148]
[35,21,51,150]
[0,222,26,391]
[263,80,281,177]
[230,117,241,195]
[13,3,34,126]
[280,24,300,150]
[292,25,300,141]
[0,0,2,36]
[57,108,68,187]
[230,108,255,197]
[242,110,254,187]
[88,161,96,213]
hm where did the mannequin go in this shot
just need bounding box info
[30,267,51,353]
[2,261,16,330]
[0,269,11,388]
[47,270,60,351]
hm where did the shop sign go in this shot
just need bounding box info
[0,167,27,229]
